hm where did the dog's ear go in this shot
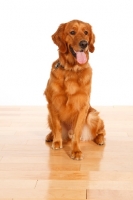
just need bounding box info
[89,27,95,53]
[52,23,67,53]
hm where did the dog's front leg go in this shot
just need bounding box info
[71,106,87,160]
[52,119,62,149]
[48,110,63,150]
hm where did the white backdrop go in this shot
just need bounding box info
[0,0,133,106]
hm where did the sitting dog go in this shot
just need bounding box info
[44,19,106,160]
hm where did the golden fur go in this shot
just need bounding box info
[44,20,106,160]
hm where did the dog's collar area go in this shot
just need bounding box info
[55,62,64,69]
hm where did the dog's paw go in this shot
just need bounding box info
[94,134,104,145]
[70,150,83,160]
[45,132,53,142]
[52,140,63,150]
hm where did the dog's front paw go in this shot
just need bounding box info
[70,150,83,160]
[94,134,104,145]
[52,140,63,150]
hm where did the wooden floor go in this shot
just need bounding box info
[0,106,133,200]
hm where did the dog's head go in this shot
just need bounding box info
[52,20,95,65]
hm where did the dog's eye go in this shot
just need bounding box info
[84,31,88,35]
[70,31,76,35]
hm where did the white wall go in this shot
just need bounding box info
[0,0,133,106]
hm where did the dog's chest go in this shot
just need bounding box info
[64,72,81,95]
[67,68,90,93]
[49,67,92,111]
[54,68,90,95]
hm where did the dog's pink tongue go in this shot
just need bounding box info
[76,52,87,64]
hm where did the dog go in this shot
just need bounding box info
[44,19,106,160]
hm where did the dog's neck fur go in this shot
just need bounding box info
[58,51,89,72]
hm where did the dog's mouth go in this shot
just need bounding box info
[69,45,87,64]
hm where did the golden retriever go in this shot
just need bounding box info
[44,19,106,160]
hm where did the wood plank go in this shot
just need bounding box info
[1,170,133,180]
[86,189,133,200]
[0,189,85,199]
[0,163,80,172]
[0,180,36,189]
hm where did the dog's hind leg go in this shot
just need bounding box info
[86,107,106,145]
[45,132,53,142]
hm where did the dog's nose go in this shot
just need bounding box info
[79,40,88,49]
